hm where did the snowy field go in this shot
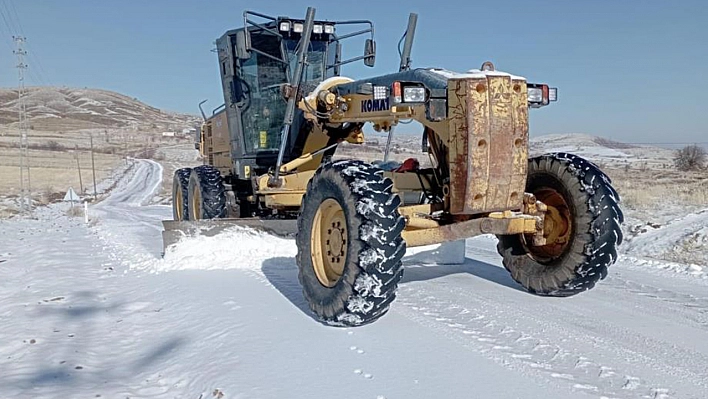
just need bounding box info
[2,158,708,399]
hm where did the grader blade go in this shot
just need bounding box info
[161,218,299,251]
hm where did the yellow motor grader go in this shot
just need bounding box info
[165,8,623,326]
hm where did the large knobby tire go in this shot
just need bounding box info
[187,165,227,220]
[172,168,191,221]
[297,160,406,327]
[497,152,623,296]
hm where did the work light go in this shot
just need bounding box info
[403,87,426,103]
[549,87,558,102]
[527,87,543,103]
[373,85,387,100]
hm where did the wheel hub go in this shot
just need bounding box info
[526,187,572,262]
[327,222,346,260]
[311,199,348,287]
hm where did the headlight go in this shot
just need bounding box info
[527,87,543,103]
[293,22,304,33]
[403,87,426,103]
[548,87,558,102]
[313,24,323,34]
[324,25,335,34]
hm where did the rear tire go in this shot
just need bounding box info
[187,165,227,220]
[497,153,623,296]
[297,160,406,327]
[172,168,191,221]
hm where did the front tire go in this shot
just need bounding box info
[297,160,406,327]
[187,165,226,220]
[497,153,623,296]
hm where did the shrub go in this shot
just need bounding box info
[46,140,65,151]
[674,145,706,171]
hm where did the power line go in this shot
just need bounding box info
[1,1,48,86]
[0,0,19,35]
[6,0,23,36]
[0,16,14,53]
[25,42,48,85]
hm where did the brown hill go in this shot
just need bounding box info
[0,86,199,131]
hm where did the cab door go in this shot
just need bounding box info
[237,32,289,156]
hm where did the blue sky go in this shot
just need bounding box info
[0,0,706,143]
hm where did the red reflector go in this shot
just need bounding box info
[392,81,402,103]
[542,85,549,103]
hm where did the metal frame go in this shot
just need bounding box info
[326,20,375,69]
[240,11,377,79]
[242,11,290,69]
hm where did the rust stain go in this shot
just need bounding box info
[447,79,469,214]
[447,74,528,215]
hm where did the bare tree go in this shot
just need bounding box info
[674,145,706,171]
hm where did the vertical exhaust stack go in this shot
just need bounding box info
[399,13,418,72]
[271,7,317,186]
[384,13,418,162]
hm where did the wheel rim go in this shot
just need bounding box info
[526,187,572,262]
[311,198,348,288]
[191,187,201,220]
[175,187,184,220]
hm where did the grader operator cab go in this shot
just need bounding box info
[166,8,623,327]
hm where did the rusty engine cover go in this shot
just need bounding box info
[447,73,529,215]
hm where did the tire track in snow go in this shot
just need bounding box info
[603,273,708,328]
[394,282,679,399]
[467,242,708,329]
[92,159,168,265]
[98,159,163,207]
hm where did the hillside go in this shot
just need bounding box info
[0,86,200,131]
[529,133,676,167]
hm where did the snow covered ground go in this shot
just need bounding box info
[2,159,708,399]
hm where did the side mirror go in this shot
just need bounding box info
[364,39,376,67]
[333,42,342,76]
[235,30,251,60]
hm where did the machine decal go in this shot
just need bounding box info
[361,98,390,113]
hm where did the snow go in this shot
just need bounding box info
[623,208,708,273]
[2,159,708,398]
[429,68,526,81]
[151,227,297,273]
[544,145,629,158]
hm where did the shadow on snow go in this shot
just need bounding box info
[260,246,524,323]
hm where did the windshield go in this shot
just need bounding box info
[284,39,328,82]
[238,35,330,155]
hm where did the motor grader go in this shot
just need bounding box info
[165,8,623,326]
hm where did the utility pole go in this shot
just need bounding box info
[90,132,97,199]
[14,36,31,213]
[74,144,83,193]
